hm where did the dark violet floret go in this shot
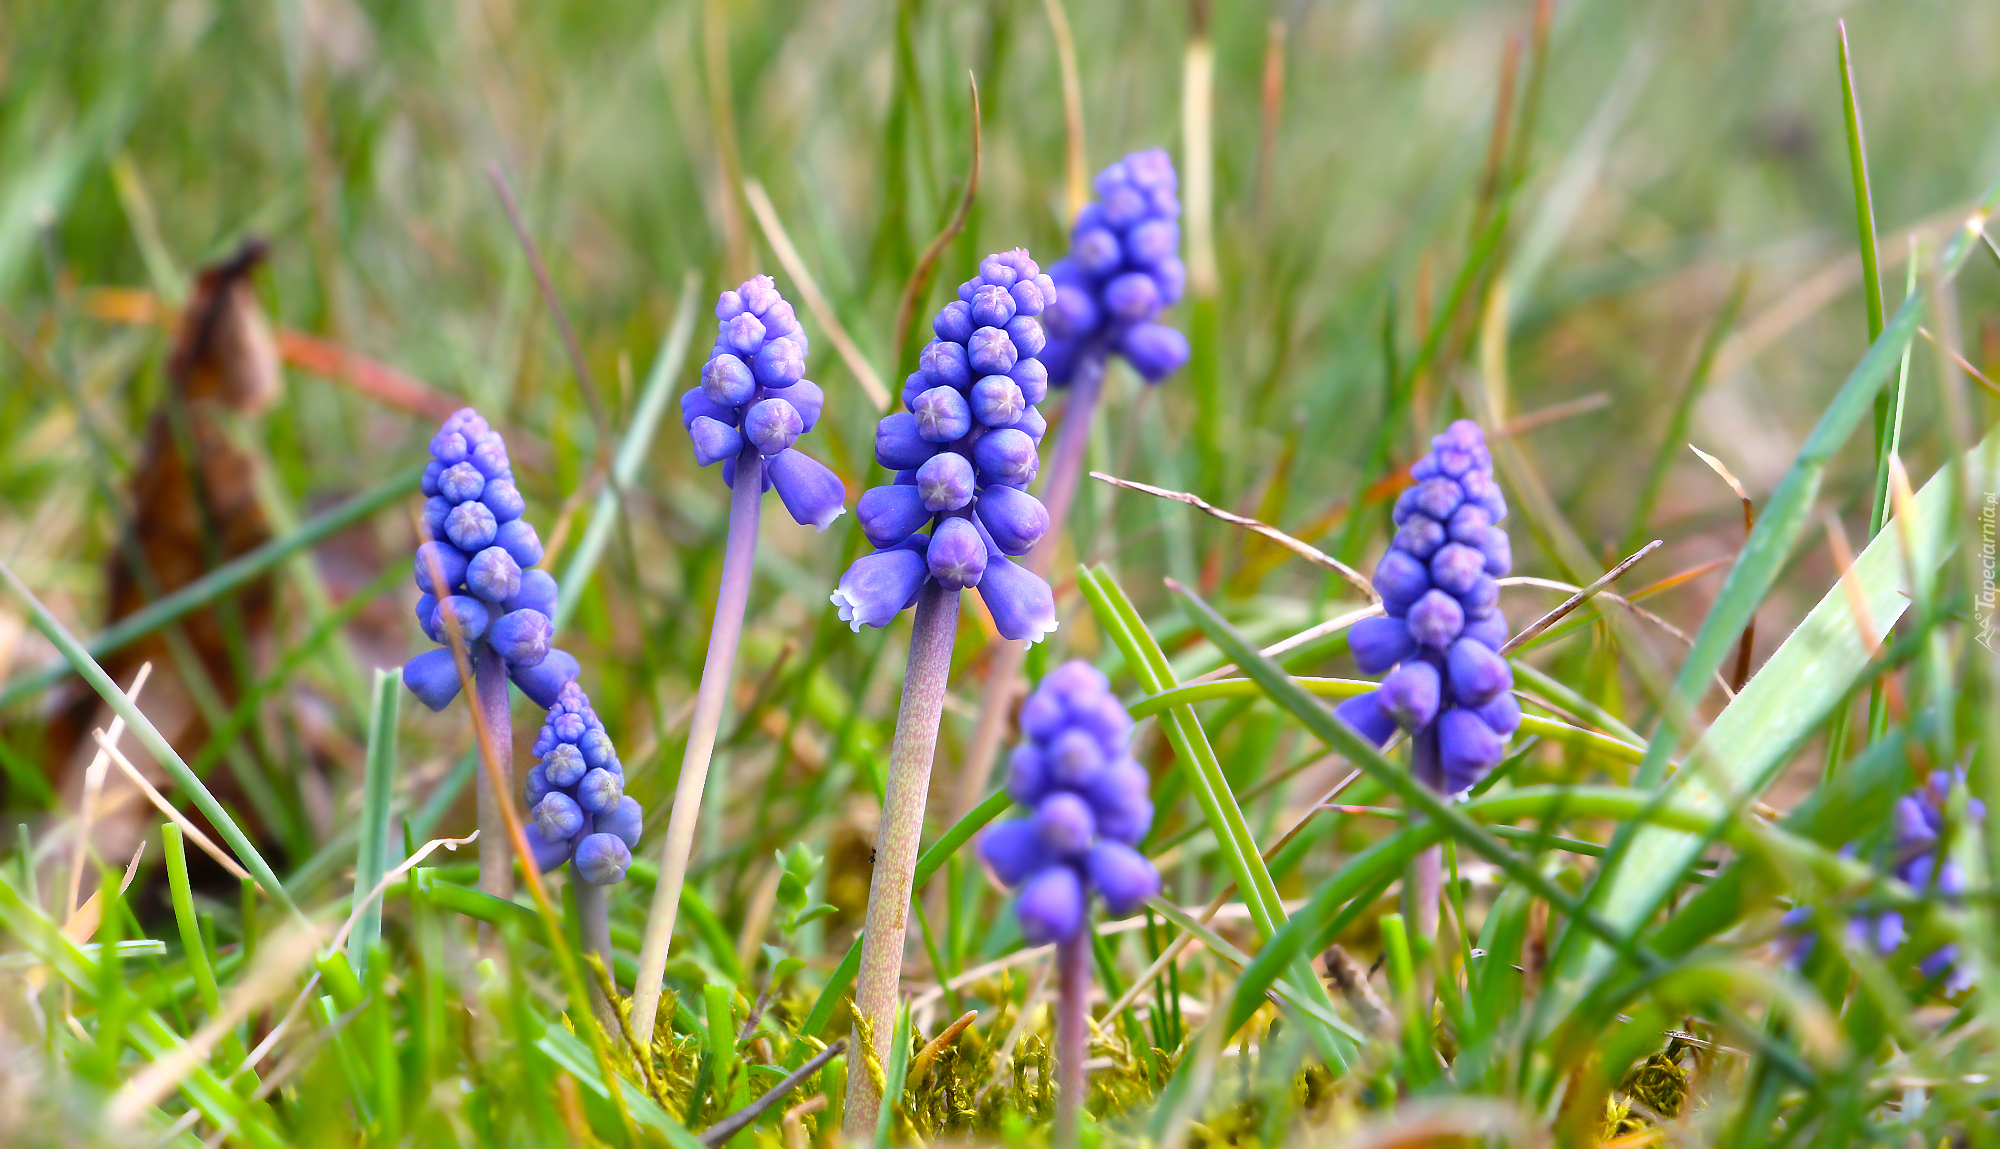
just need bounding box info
[523,682,645,886]
[979,661,1160,943]
[682,274,848,533]
[1334,420,1515,796]
[833,251,1060,643]
[1041,150,1189,387]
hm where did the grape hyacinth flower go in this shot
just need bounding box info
[630,275,847,1047]
[951,150,1189,833]
[1333,419,1518,797]
[978,662,1158,1147]
[1783,770,1983,994]
[403,407,581,904]
[523,682,642,968]
[839,249,1059,1138]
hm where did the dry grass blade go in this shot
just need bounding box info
[1187,604,1383,686]
[1497,391,1610,437]
[324,832,478,957]
[90,729,251,884]
[65,661,152,921]
[60,840,145,946]
[1918,325,2000,395]
[488,162,611,457]
[887,73,981,396]
[1691,444,1759,691]
[1498,540,1660,655]
[1091,470,1377,600]
[906,1009,978,1083]
[741,180,890,408]
[1822,510,1882,653]
[1042,0,1087,222]
[698,1039,847,1146]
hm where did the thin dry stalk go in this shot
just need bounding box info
[741,180,890,408]
[90,730,251,883]
[66,662,152,920]
[1499,540,1661,655]
[1690,444,1759,690]
[887,75,982,394]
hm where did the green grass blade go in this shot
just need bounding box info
[553,279,700,634]
[0,563,302,922]
[1839,21,1885,344]
[0,462,424,709]
[349,668,400,975]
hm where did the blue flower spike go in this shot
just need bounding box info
[406,408,580,711]
[979,661,1159,943]
[833,250,1061,643]
[1042,149,1190,386]
[524,682,642,887]
[679,273,846,531]
[1334,419,1517,796]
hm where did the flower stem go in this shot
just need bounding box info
[1405,723,1441,1005]
[631,450,765,1046]
[949,354,1106,823]
[844,580,961,1138]
[1055,926,1092,1149]
[576,879,618,1027]
[473,642,514,917]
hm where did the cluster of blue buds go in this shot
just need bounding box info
[1786,770,1982,993]
[680,274,846,531]
[835,250,1060,642]
[978,662,1159,943]
[1335,420,1518,796]
[405,408,580,711]
[1041,149,1190,386]
[523,683,643,885]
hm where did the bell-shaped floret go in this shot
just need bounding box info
[1349,615,1416,675]
[489,608,552,668]
[980,819,1047,886]
[1088,841,1161,914]
[832,547,930,632]
[975,485,1049,556]
[404,648,463,711]
[1379,659,1442,732]
[977,556,1058,644]
[1015,864,1085,944]
[596,797,644,849]
[1334,690,1397,747]
[509,647,580,709]
[573,833,632,886]
[767,449,847,531]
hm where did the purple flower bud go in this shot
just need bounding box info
[1429,543,1486,597]
[689,416,744,467]
[415,593,442,642]
[431,430,470,464]
[1007,743,1051,805]
[439,461,485,504]
[596,796,644,849]
[1070,694,1134,750]
[1407,590,1465,649]
[1017,405,1048,443]
[576,767,623,815]
[422,496,452,542]
[1048,728,1105,787]
[980,819,1047,886]
[934,300,975,344]
[1412,478,1464,521]
[578,730,614,774]
[911,386,972,444]
[753,336,806,389]
[553,711,587,743]
[1458,574,1500,619]
[1394,516,1445,561]
[508,568,559,618]
[1126,219,1180,266]
[970,375,1027,428]
[1349,615,1416,675]
[1088,842,1161,914]
[977,555,1059,643]
[414,541,468,597]
[920,340,973,390]
[702,353,757,408]
[1104,272,1162,323]
[1017,865,1086,943]
[925,516,988,590]
[1446,503,1490,543]
[1373,550,1430,616]
[535,792,586,842]
[1009,357,1050,405]
[446,500,499,552]
[967,326,1019,377]
[916,452,976,513]
[404,648,463,711]
[481,479,526,524]
[1116,324,1190,382]
[1083,759,1154,845]
[496,518,544,568]
[1447,638,1511,706]
[574,833,632,886]
[544,743,587,787]
[765,379,823,432]
[528,825,574,873]
[745,397,804,455]
[1460,467,1507,521]
[762,299,802,339]
[436,595,490,641]
[1335,691,1397,747]
[1073,228,1121,277]
[1101,185,1146,228]
[1010,279,1048,318]
[1477,692,1522,737]
[973,428,1038,488]
[1379,660,1442,731]
[723,312,766,357]
[831,546,930,631]
[525,764,553,808]
[970,284,1017,329]
[1480,527,1513,577]
[422,459,446,498]
[489,608,553,667]
[1020,688,1065,742]
[975,484,1050,556]
[858,485,933,549]
[876,412,940,469]
[739,274,781,315]
[466,546,522,604]
[767,449,847,532]
[510,647,580,709]
[1462,610,1508,649]
[680,385,738,428]
[1004,315,1046,360]
[1438,707,1504,794]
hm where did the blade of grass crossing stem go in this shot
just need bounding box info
[165,823,249,1072]
[0,563,302,922]
[1552,419,2000,1030]
[0,463,424,709]
[350,669,400,975]
[554,278,699,634]
[873,1002,913,1149]
[1076,565,1352,1066]
[799,788,1012,1039]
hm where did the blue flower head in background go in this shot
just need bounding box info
[978,661,1159,942]
[1335,419,1519,796]
[1041,149,1190,386]
[524,682,642,885]
[679,274,846,531]
[834,249,1061,642]
[404,408,581,711]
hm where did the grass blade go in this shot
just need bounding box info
[349,668,400,975]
